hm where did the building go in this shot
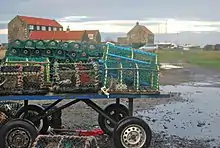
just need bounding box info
[8,15,102,43]
[8,15,63,42]
[117,22,154,46]
[29,30,89,42]
[86,30,101,43]
[117,37,128,45]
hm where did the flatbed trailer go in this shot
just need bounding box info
[0,93,171,148]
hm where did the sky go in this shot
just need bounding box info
[1,0,220,45]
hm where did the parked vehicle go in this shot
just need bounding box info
[139,44,158,52]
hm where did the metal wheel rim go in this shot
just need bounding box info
[121,124,147,148]
[6,127,32,148]
[20,111,43,132]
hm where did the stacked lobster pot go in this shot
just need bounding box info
[5,39,104,64]
[100,43,160,96]
[0,57,50,95]
[4,39,105,94]
[32,135,97,148]
[51,61,101,93]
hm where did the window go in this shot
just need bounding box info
[53,27,57,31]
[36,26,40,30]
[48,27,51,31]
[59,28,63,31]
[29,25,34,30]
[42,26,46,31]
[88,34,94,39]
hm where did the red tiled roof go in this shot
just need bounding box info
[86,30,99,35]
[18,15,62,27]
[29,31,85,41]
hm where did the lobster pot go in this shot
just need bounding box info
[22,40,35,57]
[32,135,97,148]
[36,40,53,58]
[87,44,99,57]
[103,43,157,64]
[6,40,25,57]
[4,57,50,83]
[101,61,159,94]
[65,50,77,62]
[53,62,100,93]
[79,43,89,62]
[6,40,24,56]
[8,39,24,49]
[22,65,47,94]
[0,65,23,95]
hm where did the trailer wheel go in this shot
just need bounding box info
[98,103,129,136]
[113,117,152,148]
[0,119,37,148]
[15,105,49,134]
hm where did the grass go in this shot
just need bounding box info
[157,49,220,68]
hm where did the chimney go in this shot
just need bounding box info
[66,26,70,31]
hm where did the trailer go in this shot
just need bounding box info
[0,40,170,148]
[0,93,171,148]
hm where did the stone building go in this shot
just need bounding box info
[117,22,154,46]
[8,15,102,43]
[8,15,63,42]
[86,30,101,43]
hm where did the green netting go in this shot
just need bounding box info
[9,39,24,49]
[36,40,46,49]
[6,40,103,63]
[103,43,157,64]
[71,42,81,51]
[100,43,159,95]
[59,42,71,50]
[24,40,35,49]
[101,60,159,93]
[46,40,58,49]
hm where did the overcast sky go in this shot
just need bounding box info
[1,0,220,44]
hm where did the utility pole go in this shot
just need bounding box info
[157,24,160,43]
[165,20,168,43]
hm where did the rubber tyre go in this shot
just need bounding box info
[0,119,38,148]
[98,103,129,136]
[15,104,49,134]
[113,116,152,148]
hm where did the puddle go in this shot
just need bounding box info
[137,83,220,145]
[160,63,183,70]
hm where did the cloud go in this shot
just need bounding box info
[0,29,8,35]
[58,16,89,22]
[59,17,220,34]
